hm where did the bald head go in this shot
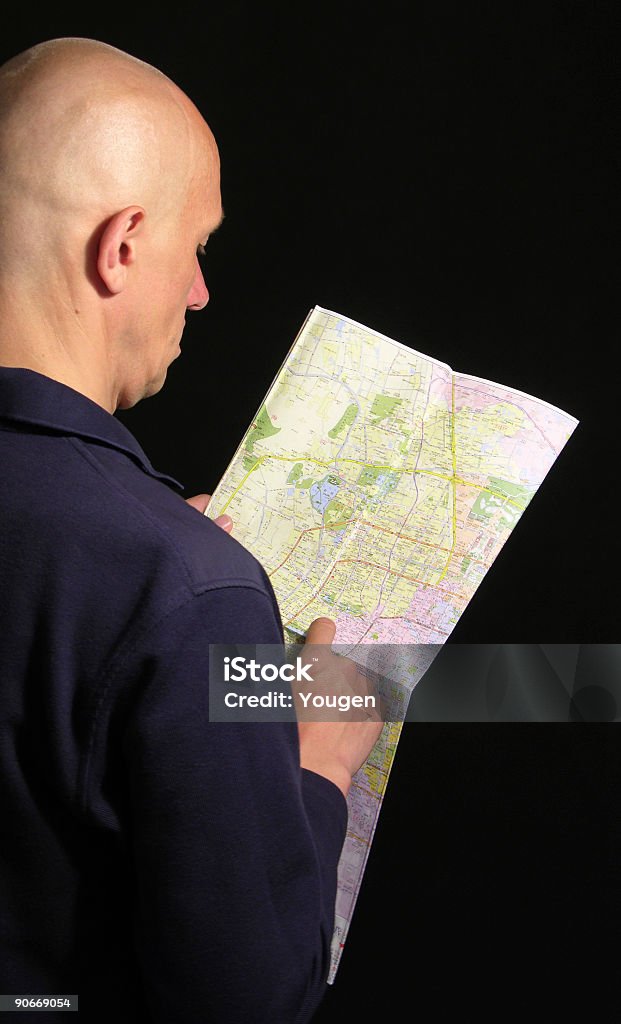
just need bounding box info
[0,37,217,235]
[0,38,222,411]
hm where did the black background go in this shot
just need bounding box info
[2,4,618,1018]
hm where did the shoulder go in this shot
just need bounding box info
[67,434,273,600]
[1,425,277,619]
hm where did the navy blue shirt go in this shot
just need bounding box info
[0,368,347,1023]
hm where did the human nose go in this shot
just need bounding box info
[187,256,209,310]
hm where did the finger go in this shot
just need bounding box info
[214,514,233,533]
[185,494,232,533]
[185,493,211,514]
[304,617,337,646]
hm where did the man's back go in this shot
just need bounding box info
[0,367,347,1022]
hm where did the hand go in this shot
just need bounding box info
[296,617,384,798]
[185,493,233,533]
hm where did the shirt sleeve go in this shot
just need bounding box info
[119,583,348,1024]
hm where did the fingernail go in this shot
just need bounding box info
[215,514,233,532]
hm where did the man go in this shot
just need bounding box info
[0,38,382,1022]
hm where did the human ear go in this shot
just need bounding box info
[96,206,146,295]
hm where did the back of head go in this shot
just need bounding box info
[0,37,214,281]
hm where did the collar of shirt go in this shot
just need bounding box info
[0,366,184,492]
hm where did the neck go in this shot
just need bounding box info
[0,296,119,413]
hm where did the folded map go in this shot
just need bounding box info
[205,305,579,980]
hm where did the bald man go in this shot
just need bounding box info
[0,38,382,1023]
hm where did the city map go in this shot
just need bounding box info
[205,305,578,980]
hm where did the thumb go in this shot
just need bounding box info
[185,493,211,514]
[304,616,337,646]
[185,493,233,533]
